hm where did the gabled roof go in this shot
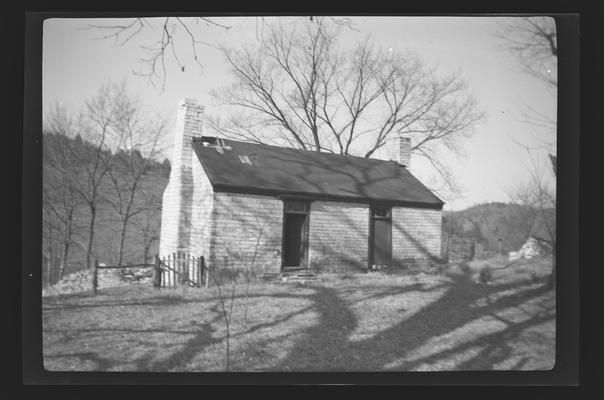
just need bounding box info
[192,137,444,209]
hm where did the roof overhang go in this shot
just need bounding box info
[212,184,444,210]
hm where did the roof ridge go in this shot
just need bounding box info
[194,136,400,166]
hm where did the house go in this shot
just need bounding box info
[159,99,444,275]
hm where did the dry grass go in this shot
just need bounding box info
[43,256,555,372]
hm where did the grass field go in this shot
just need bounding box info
[42,256,555,372]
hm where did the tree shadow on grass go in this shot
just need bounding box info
[241,280,444,371]
[42,293,210,311]
[44,263,554,372]
[140,318,221,371]
[43,290,316,371]
[44,352,114,371]
[44,316,222,371]
[262,263,554,371]
[337,281,449,305]
[43,288,296,311]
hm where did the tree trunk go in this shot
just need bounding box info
[60,241,69,280]
[46,219,56,285]
[143,236,155,265]
[117,186,139,267]
[116,217,128,267]
[143,243,149,265]
[85,205,96,270]
[59,210,73,280]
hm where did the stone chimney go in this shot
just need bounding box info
[159,99,205,257]
[170,98,205,172]
[391,135,411,167]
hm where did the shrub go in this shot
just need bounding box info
[459,262,472,275]
[479,264,493,284]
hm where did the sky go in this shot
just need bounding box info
[42,16,557,211]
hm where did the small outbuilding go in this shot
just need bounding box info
[159,99,444,275]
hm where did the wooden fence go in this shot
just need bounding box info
[92,252,209,295]
[155,252,209,289]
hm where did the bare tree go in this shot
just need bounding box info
[494,17,557,285]
[84,17,357,91]
[57,83,130,270]
[221,215,264,328]
[494,16,557,90]
[508,202,539,244]
[209,19,484,194]
[82,17,231,91]
[43,165,78,281]
[43,104,86,280]
[103,90,167,267]
[494,16,557,157]
[199,214,266,371]
[508,155,556,286]
[42,205,57,286]
[134,191,162,264]
[207,265,238,372]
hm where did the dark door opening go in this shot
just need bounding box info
[370,207,392,266]
[282,200,309,269]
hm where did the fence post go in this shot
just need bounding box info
[172,252,176,287]
[178,251,182,287]
[161,255,166,288]
[165,254,169,287]
[183,252,188,286]
[203,257,209,288]
[152,255,157,288]
[176,251,179,286]
[92,259,99,296]
[197,256,202,288]
[181,251,185,287]
[187,253,191,286]
[153,255,160,289]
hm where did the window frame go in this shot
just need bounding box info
[284,200,309,214]
[371,206,392,219]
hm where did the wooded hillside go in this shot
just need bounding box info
[443,201,555,259]
[42,131,170,286]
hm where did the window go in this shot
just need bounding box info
[284,200,309,213]
[371,206,391,219]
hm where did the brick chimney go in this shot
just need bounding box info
[159,99,205,257]
[391,135,411,167]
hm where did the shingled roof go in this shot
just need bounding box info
[192,137,444,209]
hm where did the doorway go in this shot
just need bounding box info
[282,200,309,269]
[369,206,392,266]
